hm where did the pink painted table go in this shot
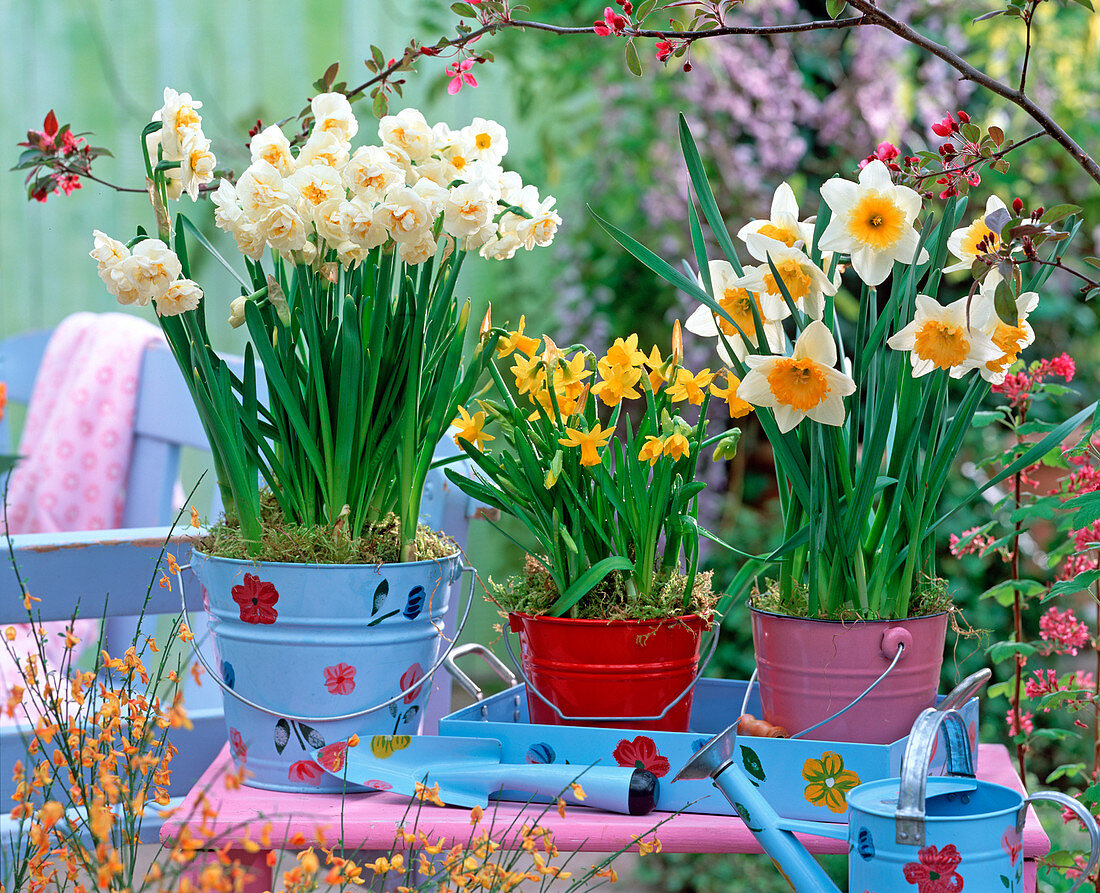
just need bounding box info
[162,743,1050,892]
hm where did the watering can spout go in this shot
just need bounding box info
[674,722,844,893]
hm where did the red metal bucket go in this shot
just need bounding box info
[508,612,709,732]
[751,609,948,744]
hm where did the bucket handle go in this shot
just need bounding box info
[502,618,720,724]
[895,707,976,847]
[443,642,518,701]
[1021,792,1100,893]
[173,562,477,723]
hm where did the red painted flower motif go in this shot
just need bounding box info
[612,736,671,778]
[288,760,325,785]
[401,663,425,705]
[324,662,357,695]
[229,727,247,763]
[903,844,964,892]
[1001,828,1022,866]
[366,779,393,791]
[317,742,349,773]
[231,574,279,625]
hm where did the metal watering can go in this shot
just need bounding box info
[675,674,1100,892]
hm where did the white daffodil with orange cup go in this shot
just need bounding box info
[595,115,1095,744]
[597,116,1091,627]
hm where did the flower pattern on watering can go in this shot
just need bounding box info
[902,844,964,893]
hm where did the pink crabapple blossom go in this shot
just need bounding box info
[445,59,478,95]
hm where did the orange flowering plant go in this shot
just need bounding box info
[447,320,746,619]
[598,117,1096,621]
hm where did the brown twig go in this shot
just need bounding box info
[1029,257,1100,292]
[910,130,1046,186]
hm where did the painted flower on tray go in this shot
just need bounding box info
[365,779,393,791]
[231,573,279,625]
[324,662,357,696]
[288,760,326,785]
[401,662,425,704]
[613,736,671,778]
[802,751,860,814]
[370,735,411,759]
[229,727,247,763]
[902,843,964,892]
[317,741,348,773]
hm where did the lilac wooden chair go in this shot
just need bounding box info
[0,326,483,872]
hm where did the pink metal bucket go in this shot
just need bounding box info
[751,609,948,744]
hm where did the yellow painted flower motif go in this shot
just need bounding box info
[511,353,546,396]
[497,315,541,358]
[370,735,411,760]
[559,424,615,467]
[711,371,754,419]
[592,357,642,406]
[605,333,647,368]
[452,406,494,451]
[638,436,665,465]
[663,433,690,461]
[667,367,716,405]
[802,751,860,814]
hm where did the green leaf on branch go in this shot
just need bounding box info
[1046,763,1088,784]
[979,579,1045,606]
[451,2,478,16]
[625,39,642,77]
[986,641,1037,663]
[971,410,1005,428]
[1041,204,1083,224]
[1045,569,1100,602]
[826,0,847,16]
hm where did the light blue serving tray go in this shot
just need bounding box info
[439,679,979,821]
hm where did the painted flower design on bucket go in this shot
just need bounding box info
[401,662,425,704]
[802,751,860,813]
[288,760,325,785]
[221,660,235,690]
[317,741,348,773]
[231,573,279,624]
[612,736,671,777]
[229,727,247,763]
[903,844,964,892]
[365,779,393,791]
[323,662,357,695]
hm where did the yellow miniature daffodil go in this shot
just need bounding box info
[549,351,592,401]
[496,315,541,358]
[558,423,614,467]
[886,291,1001,378]
[638,435,665,465]
[711,371,754,419]
[592,357,642,406]
[452,406,494,451]
[511,353,546,396]
[604,333,647,368]
[663,433,690,461]
[643,345,669,392]
[667,367,716,405]
[737,320,856,433]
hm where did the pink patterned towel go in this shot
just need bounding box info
[2,311,163,724]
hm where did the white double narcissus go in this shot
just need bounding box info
[736,182,814,249]
[887,292,1001,378]
[818,160,927,287]
[686,259,786,364]
[733,233,837,321]
[250,125,295,176]
[737,320,856,433]
[943,196,1008,274]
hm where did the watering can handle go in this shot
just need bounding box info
[173,562,478,723]
[895,707,975,847]
[502,617,720,723]
[1022,792,1100,893]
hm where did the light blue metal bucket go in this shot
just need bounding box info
[181,551,474,793]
